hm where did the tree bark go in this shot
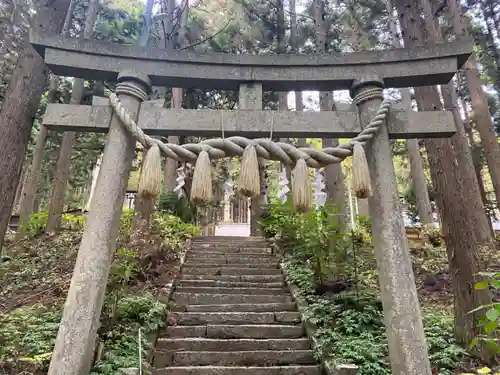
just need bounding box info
[18,0,75,231]
[0,0,72,253]
[460,94,490,210]
[289,0,306,147]
[422,0,495,243]
[290,0,301,110]
[440,82,494,242]
[13,167,28,214]
[163,0,186,193]
[406,138,433,224]
[386,0,433,225]
[0,0,31,93]
[315,0,346,229]
[396,0,492,356]
[482,2,500,92]
[46,0,99,233]
[276,0,292,197]
[18,76,60,230]
[447,0,500,213]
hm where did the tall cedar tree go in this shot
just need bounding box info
[395,0,493,360]
[0,0,72,252]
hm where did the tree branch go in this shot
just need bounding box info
[180,19,232,50]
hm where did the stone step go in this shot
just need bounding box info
[172,293,292,305]
[176,280,284,288]
[175,287,287,296]
[180,274,284,282]
[185,258,279,266]
[151,365,323,375]
[154,350,316,367]
[192,236,266,241]
[170,303,297,312]
[187,252,277,259]
[189,248,273,254]
[191,241,268,246]
[184,261,279,268]
[165,324,304,339]
[170,312,301,325]
[181,266,281,276]
[155,338,312,351]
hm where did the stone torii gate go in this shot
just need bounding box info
[31,32,471,375]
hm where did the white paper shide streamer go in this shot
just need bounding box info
[312,169,327,207]
[277,169,290,203]
[223,167,235,198]
[173,165,186,198]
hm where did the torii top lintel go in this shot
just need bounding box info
[30,33,472,91]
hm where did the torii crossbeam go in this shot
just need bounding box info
[43,99,455,139]
[31,32,471,375]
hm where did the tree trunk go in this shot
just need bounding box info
[0,0,31,95]
[46,0,99,233]
[396,0,492,357]
[289,0,306,147]
[46,131,77,232]
[18,76,60,230]
[0,0,72,253]
[18,0,74,231]
[386,0,434,225]
[482,3,500,92]
[407,138,433,224]
[315,0,346,229]
[423,0,495,243]
[440,82,494,242]
[447,0,500,213]
[13,167,28,214]
[163,0,186,193]
[276,0,291,197]
[85,154,102,211]
[460,94,491,211]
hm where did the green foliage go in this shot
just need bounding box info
[424,311,468,371]
[281,255,465,374]
[422,225,443,248]
[152,212,200,250]
[157,192,196,224]
[62,213,86,230]
[306,294,390,375]
[261,199,347,283]
[472,272,500,354]
[119,209,135,237]
[283,259,316,297]
[261,199,301,240]
[23,211,49,236]
[356,215,372,235]
[0,307,62,371]
[0,208,197,374]
[21,210,113,237]
[91,295,167,375]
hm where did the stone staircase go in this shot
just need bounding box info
[152,236,323,375]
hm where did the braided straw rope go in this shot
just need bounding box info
[109,85,389,168]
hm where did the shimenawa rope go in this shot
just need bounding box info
[111,82,389,209]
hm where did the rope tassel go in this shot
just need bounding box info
[191,150,213,204]
[292,158,312,213]
[238,144,260,198]
[138,143,161,200]
[352,142,372,199]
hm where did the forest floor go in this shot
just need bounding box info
[0,213,197,375]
